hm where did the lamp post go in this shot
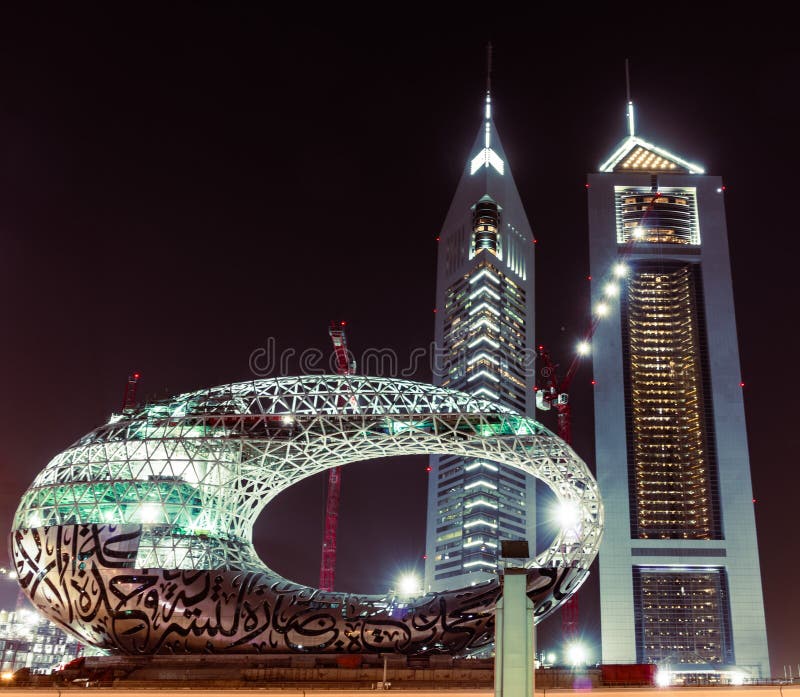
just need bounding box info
[495,540,534,697]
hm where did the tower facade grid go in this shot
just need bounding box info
[424,93,537,592]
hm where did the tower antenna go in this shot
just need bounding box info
[625,58,635,136]
[486,42,493,94]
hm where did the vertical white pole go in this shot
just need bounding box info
[495,568,534,697]
[495,596,504,696]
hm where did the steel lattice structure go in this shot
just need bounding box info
[11,375,603,655]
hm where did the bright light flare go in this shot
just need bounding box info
[730,671,745,686]
[576,341,591,356]
[565,641,588,666]
[595,302,609,317]
[632,226,644,239]
[397,573,422,598]
[613,262,628,278]
[21,609,39,626]
[555,501,581,531]
[655,670,672,687]
[603,282,619,298]
[546,652,557,665]
[1,672,13,681]
[139,504,161,524]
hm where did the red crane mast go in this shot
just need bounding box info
[121,372,141,413]
[319,321,355,592]
[537,189,664,642]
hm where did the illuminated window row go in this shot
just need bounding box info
[633,566,733,665]
[623,263,719,540]
[615,187,700,245]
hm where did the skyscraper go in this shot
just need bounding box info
[424,90,536,592]
[587,101,769,679]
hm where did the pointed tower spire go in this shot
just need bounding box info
[599,59,704,174]
[470,43,504,176]
[485,42,493,149]
[486,41,492,98]
[625,58,635,136]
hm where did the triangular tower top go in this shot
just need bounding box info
[437,87,533,283]
[599,63,705,174]
[441,88,522,222]
[468,91,506,177]
[599,134,704,174]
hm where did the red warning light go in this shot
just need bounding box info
[752,498,757,504]
[133,372,141,380]
[591,379,597,386]
[433,308,437,313]
[436,236,440,241]
[585,183,590,188]
[533,238,538,244]
[423,554,427,560]
[722,185,727,191]
[587,275,592,281]
[425,466,432,472]
[533,386,539,392]
[739,381,745,388]
[341,321,347,326]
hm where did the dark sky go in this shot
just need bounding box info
[0,5,797,677]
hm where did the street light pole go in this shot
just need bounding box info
[495,541,534,697]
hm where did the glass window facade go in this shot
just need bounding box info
[432,220,531,583]
[615,187,699,245]
[633,566,734,666]
[622,261,721,540]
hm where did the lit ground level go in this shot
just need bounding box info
[1,688,799,696]
[4,655,797,694]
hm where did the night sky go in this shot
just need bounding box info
[0,6,797,677]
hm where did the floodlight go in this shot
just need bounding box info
[565,641,588,666]
[555,501,581,531]
[139,504,160,524]
[397,573,421,598]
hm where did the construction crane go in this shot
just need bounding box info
[121,372,141,414]
[319,321,355,592]
[536,187,664,643]
[535,345,581,641]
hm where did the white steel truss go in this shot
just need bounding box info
[14,375,603,575]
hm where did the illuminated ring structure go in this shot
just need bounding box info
[11,375,602,655]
